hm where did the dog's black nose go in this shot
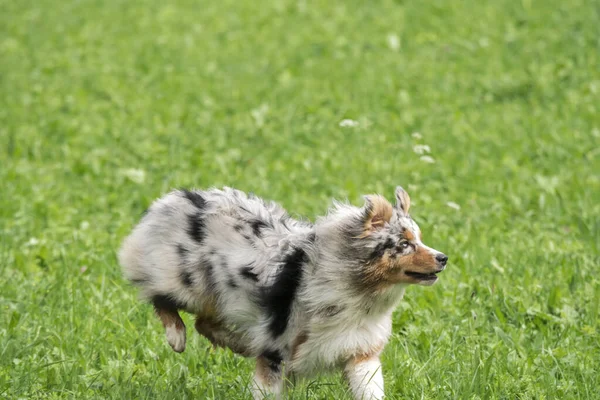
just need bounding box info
[436,253,448,266]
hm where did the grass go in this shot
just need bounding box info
[1,0,599,398]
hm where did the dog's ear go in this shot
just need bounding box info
[361,195,393,234]
[394,186,411,216]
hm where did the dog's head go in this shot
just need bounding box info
[325,187,447,289]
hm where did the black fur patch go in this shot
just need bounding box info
[197,257,216,290]
[131,277,149,285]
[262,247,307,337]
[370,237,395,260]
[177,244,189,259]
[279,217,290,231]
[152,294,187,311]
[240,265,259,282]
[323,305,343,317]
[219,255,228,270]
[180,270,193,287]
[251,219,269,238]
[187,213,206,243]
[181,189,207,209]
[306,232,316,243]
[238,205,252,215]
[262,349,282,371]
[227,277,238,289]
[205,261,215,286]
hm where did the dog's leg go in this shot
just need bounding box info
[251,354,284,400]
[153,299,186,353]
[194,317,227,348]
[194,316,252,356]
[344,355,384,400]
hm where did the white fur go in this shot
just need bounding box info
[252,368,283,400]
[345,357,385,400]
[165,324,186,353]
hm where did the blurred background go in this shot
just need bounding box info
[1,0,599,398]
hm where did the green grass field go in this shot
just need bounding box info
[1,0,599,398]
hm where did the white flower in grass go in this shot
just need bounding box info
[446,201,460,211]
[25,237,39,246]
[251,104,269,127]
[339,119,359,128]
[412,144,431,155]
[419,155,435,163]
[387,33,400,51]
[120,168,146,184]
[411,132,422,139]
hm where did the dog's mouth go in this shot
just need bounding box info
[405,270,441,281]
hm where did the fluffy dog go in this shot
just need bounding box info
[119,186,447,399]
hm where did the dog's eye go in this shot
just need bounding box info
[399,241,410,250]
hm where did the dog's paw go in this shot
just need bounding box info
[166,324,186,353]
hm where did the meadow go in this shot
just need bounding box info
[1,0,599,398]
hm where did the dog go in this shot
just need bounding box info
[119,186,447,399]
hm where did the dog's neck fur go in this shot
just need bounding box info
[293,228,407,322]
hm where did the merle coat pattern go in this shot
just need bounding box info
[119,186,447,399]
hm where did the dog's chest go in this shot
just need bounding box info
[289,311,393,376]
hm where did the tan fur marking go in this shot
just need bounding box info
[202,300,219,320]
[361,253,395,290]
[255,357,269,383]
[155,308,185,331]
[291,331,309,361]
[193,296,220,343]
[404,246,438,270]
[360,195,393,237]
[347,342,384,366]
[362,244,438,287]
[255,356,279,386]
[404,230,415,241]
[194,316,220,345]
[194,315,252,356]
